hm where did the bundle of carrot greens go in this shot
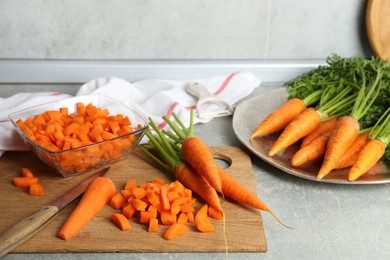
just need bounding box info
[251,54,390,181]
[139,110,291,229]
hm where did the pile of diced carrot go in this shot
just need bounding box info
[13,167,44,196]
[15,102,136,174]
[110,178,215,240]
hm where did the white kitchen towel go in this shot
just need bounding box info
[0,71,260,157]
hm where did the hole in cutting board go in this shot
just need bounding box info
[213,154,232,170]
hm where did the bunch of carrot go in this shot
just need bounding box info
[13,167,44,196]
[16,102,137,175]
[139,110,291,229]
[251,54,390,181]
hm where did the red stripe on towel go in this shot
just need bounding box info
[213,72,237,95]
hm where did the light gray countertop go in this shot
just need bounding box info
[2,84,390,260]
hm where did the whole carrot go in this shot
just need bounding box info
[251,90,323,140]
[317,116,360,180]
[139,123,223,214]
[291,131,331,167]
[181,136,222,193]
[300,117,337,147]
[163,111,222,194]
[268,85,357,157]
[268,108,322,157]
[174,163,222,213]
[348,139,385,181]
[217,165,291,228]
[317,63,384,180]
[335,130,370,169]
[58,177,116,240]
[348,108,390,181]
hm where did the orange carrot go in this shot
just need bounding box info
[251,98,307,139]
[111,213,131,231]
[13,177,38,188]
[348,139,386,181]
[268,107,322,156]
[291,131,331,167]
[195,204,214,232]
[300,117,337,147]
[29,183,44,196]
[335,130,370,169]
[217,165,291,228]
[317,116,360,180]
[148,218,159,232]
[21,167,34,177]
[58,177,116,240]
[163,223,188,240]
[110,192,126,210]
[174,163,222,214]
[181,136,222,193]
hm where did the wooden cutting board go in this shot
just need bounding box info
[0,146,267,254]
[366,0,390,61]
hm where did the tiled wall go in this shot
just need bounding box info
[0,0,373,60]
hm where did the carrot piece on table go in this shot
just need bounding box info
[111,192,126,210]
[122,203,137,219]
[187,212,195,223]
[29,183,44,196]
[159,185,171,211]
[21,167,34,177]
[124,180,137,190]
[181,136,222,193]
[139,211,154,224]
[348,139,386,181]
[177,212,189,224]
[120,189,132,200]
[132,198,148,212]
[317,116,360,180]
[335,130,370,169]
[111,213,131,231]
[58,177,116,240]
[13,177,38,188]
[301,117,337,147]
[217,165,291,228]
[160,211,176,225]
[251,98,307,140]
[269,107,322,157]
[132,187,147,200]
[163,223,188,240]
[291,131,331,167]
[148,218,159,232]
[195,204,214,232]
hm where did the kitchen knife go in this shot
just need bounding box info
[0,167,110,257]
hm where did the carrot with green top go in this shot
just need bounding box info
[251,90,323,140]
[348,108,390,181]
[162,110,222,194]
[291,131,331,167]
[139,119,222,213]
[300,117,337,147]
[317,63,384,180]
[335,129,370,169]
[269,85,357,157]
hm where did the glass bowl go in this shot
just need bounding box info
[9,94,148,177]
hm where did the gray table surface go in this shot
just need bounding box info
[2,84,390,260]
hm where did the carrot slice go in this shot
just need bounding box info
[195,204,214,232]
[111,213,131,231]
[163,223,188,240]
[13,177,38,188]
[29,183,44,196]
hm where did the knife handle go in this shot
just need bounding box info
[0,205,59,257]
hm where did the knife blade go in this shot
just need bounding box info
[0,167,110,257]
